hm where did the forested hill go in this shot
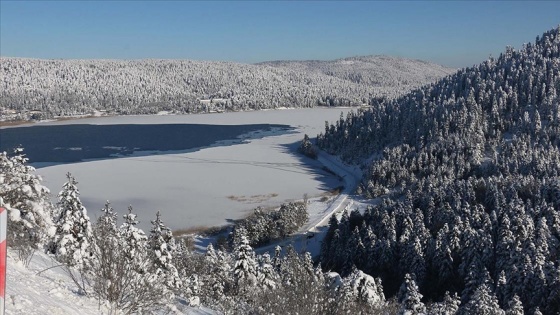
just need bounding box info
[258,55,451,88]
[318,27,560,314]
[0,56,453,120]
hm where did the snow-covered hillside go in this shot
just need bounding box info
[5,251,214,314]
[0,56,455,120]
[6,251,102,315]
[258,55,452,88]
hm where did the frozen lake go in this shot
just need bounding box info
[9,108,352,231]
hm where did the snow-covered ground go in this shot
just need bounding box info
[5,250,215,314]
[34,108,351,232]
[5,251,101,315]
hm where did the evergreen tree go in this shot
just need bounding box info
[428,291,461,315]
[0,148,54,259]
[119,205,147,268]
[50,173,92,266]
[257,252,278,290]
[232,227,258,294]
[299,134,317,159]
[200,243,232,303]
[505,294,524,315]
[148,211,181,289]
[461,284,505,315]
[342,269,385,307]
[87,204,173,313]
[398,273,426,315]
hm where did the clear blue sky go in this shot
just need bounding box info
[1,1,559,68]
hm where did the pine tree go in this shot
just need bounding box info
[119,206,148,272]
[88,201,123,302]
[50,173,92,266]
[88,205,173,313]
[505,294,524,315]
[257,252,278,290]
[320,214,339,269]
[184,274,201,307]
[0,148,54,260]
[398,273,426,315]
[428,291,461,315]
[232,227,258,294]
[461,284,505,315]
[202,243,232,302]
[148,211,181,289]
[343,269,385,307]
[299,134,317,159]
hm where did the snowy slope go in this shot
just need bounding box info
[5,251,103,315]
[5,251,214,314]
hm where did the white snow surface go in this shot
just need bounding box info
[35,108,351,232]
[5,250,215,314]
[5,251,100,315]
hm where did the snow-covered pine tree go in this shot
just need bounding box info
[119,206,147,266]
[428,291,461,315]
[50,173,92,266]
[299,134,317,159]
[341,269,385,310]
[505,294,524,315]
[398,273,427,315]
[257,252,278,290]
[460,284,505,315]
[148,211,181,289]
[88,202,120,296]
[184,274,201,307]
[201,243,233,303]
[0,148,54,261]
[85,204,175,313]
[86,203,124,295]
[232,227,258,294]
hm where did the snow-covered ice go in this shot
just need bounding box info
[35,108,352,232]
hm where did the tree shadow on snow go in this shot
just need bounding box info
[275,141,344,194]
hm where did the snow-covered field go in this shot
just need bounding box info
[34,108,351,232]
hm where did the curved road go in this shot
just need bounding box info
[256,148,361,257]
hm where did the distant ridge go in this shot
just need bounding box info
[258,55,452,87]
[0,55,454,121]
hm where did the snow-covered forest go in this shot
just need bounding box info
[0,55,453,120]
[0,150,393,314]
[318,26,560,314]
[2,24,560,315]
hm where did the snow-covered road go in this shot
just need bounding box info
[306,150,361,232]
[256,148,361,258]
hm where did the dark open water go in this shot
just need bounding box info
[0,123,293,164]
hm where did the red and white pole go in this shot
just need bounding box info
[0,207,6,315]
